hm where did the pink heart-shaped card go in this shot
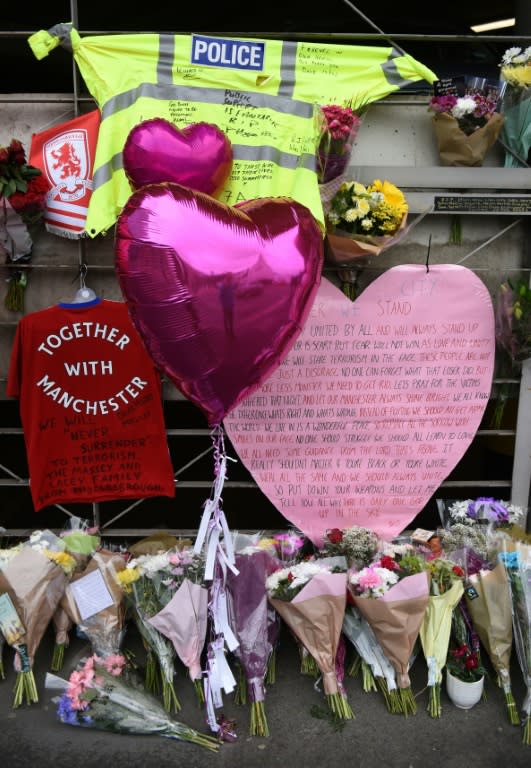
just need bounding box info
[115,183,324,426]
[123,118,233,197]
[224,269,495,543]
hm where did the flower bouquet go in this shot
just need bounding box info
[267,559,354,719]
[115,550,182,712]
[428,90,504,166]
[445,600,488,709]
[316,101,365,214]
[499,543,531,744]
[319,525,380,570]
[0,541,75,706]
[51,521,101,671]
[0,138,50,311]
[60,549,128,660]
[226,543,281,736]
[419,559,465,717]
[498,46,531,167]
[349,552,429,715]
[49,653,219,751]
[496,278,531,367]
[446,497,526,529]
[146,547,209,708]
[464,560,520,724]
[326,179,408,298]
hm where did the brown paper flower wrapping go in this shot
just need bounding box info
[60,549,127,657]
[351,574,429,689]
[269,577,346,695]
[432,111,505,167]
[326,213,408,266]
[465,562,513,686]
[0,547,69,664]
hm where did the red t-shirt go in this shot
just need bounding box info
[7,299,175,511]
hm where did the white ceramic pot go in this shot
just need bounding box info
[446,669,484,709]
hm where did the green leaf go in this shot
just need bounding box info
[5,179,17,197]
[15,179,28,193]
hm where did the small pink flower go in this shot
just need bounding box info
[358,567,383,591]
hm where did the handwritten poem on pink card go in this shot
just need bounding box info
[224,266,495,543]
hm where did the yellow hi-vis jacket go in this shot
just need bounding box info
[29,25,438,237]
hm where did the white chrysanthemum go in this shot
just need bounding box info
[265,566,290,591]
[502,47,523,66]
[360,218,373,231]
[344,207,361,222]
[451,97,477,119]
[128,552,171,576]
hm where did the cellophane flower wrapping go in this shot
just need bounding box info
[147,576,208,706]
[350,570,430,716]
[498,47,531,167]
[226,547,281,736]
[499,542,531,744]
[50,653,219,751]
[316,103,364,217]
[0,546,70,706]
[118,566,182,713]
[465,561,519,724]
[419,571,464,717]
[60,549,127,659]
[268,565,353,719]
[342,604,400,711]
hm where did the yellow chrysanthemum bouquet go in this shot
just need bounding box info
[498,46,531,167]
[325,179,409,297]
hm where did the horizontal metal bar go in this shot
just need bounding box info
[1,30,529,43]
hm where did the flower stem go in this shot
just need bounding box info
[144,651,160,695]
[13,670,39,708]
[300,652,319,678]
[361,660,377,692]
[266,648,276,685]
[399,686,417,717]
[51,643,66,672]
[504,689,520,725]
[377,679,402,714]
[193,678,205,707]
[250,700,269,737]
[523,714,531,746]
[427,683,442,718]
[326,692,354,720]
[234,665,247,706]
[347,652,361,677]
[162,679,181,714]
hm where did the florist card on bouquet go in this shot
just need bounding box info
[0,593,25,645]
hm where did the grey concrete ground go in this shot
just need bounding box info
[0,622,529,768]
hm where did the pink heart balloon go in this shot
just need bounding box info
[123,118,233,197]
[224,270,495,543]
[115,183,324,426]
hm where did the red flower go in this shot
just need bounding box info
[8,139,26,166]
[327,528,343,545]
[465,654,479,671]
[452,565,465,578]
[379,555,400,571]
[287,571,294,583]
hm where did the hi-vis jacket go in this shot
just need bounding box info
[29,25,438,237]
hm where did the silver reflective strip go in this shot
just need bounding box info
[47,23,74,53]
[381,48,410,89]
[93,143,316,189]
[158,35,175,83]
[101,81,313,120]
[233,144,316,172]
[278,40,298,99]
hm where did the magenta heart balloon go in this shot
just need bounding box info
[224,270,496,543]
[122,119,233,197]
[115,183,323,426]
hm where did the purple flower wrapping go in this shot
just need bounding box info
[226,549,280,701]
